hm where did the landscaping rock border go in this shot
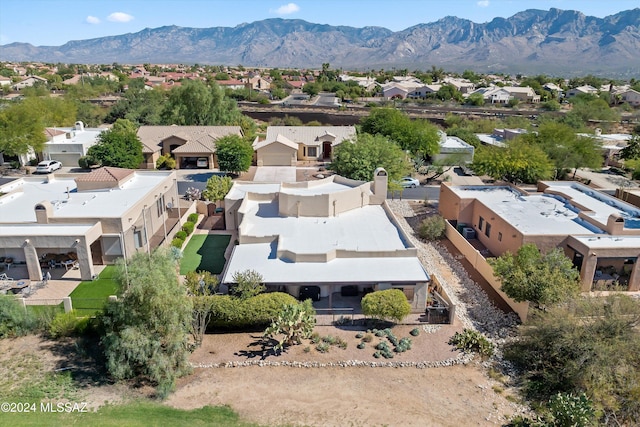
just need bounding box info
[190,352,473,369]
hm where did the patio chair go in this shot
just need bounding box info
[0,273,13,281]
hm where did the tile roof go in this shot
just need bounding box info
[253,134,298,151]
[136,126,243,153]
[44,128,66,138]
[171,138,216,154]
[265,126,356,147]
[74,166,134,183]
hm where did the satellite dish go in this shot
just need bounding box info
[166,202,173,209]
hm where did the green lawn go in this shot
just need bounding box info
[180,234,231,275]
[0,401,259,427]
[68,266,120,316]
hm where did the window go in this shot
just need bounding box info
[485,222,491,238]
[478,216,484,231]
[498,232,502,242]
[307,147,317,157]
[156,195,166,217]
[134,230,145,248]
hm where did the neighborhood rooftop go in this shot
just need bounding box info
[448,182,640,235]
[0,171,174,222]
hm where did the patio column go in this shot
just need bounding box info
[76,238,95,281]
[23,241,42,281]
[628,258,640,292]
[579,252,598,292]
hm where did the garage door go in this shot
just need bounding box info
[261,153,291,166]
[50,153,81,167]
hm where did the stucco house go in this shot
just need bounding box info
[221,169,430,311]
[566,85,598,98]
[0,167,184,282]
[254,126,356,165]
[439,181,640,293]
[137,125,243,169]
[614,88,640,107]
[11,75,47,90]
[41,121,107,167]
[468,87,512,104]
[433,132,475,164]
[502,86,540,103]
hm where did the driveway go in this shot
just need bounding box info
[253,167,296,182]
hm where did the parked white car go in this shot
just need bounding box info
[35,160,62,174]
[398,176,420,188]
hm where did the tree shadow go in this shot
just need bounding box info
[234,335,282,360]
[39,334,113,388]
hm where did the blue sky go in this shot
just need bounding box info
[1,0,637,46]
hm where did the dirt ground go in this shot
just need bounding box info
[0,328,525,427]
[166,324,525,427]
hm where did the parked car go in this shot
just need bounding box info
[35,160,62,174]
[398,176,420,188]
[196,157,208,168]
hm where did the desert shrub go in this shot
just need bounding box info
[208,292,298,329]
[78,155,98,169]
[418,215,446,240]
[48,311,89,338]
[0,296,36,338]
[361,289,411,323]
[303,346,311,353]
[171,237,184,249]
[187,213,199,223]
[322,335,337,345]
[375,329,385,337]
[373,351,381,358]
[182,222,195,235]
[355,332,364,339]
[547,392,596,427]
[175,230,187,240]
[156,154,176,170]
[449,329,494,357]
[316,342,330,353]
[333,315,350,326]
[410,327,420,336]
[357,342,366,349]
[310,332,321,344]
[362,333,373,343]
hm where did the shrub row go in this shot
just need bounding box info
[207,292,298,329]
[171,214,199,249]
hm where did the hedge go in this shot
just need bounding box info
[188,213,199,223]
[207,292,298,329]
[175,230,187,241]
[171,237,184,249]
[182,222,195,235]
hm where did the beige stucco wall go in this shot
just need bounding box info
[445,222,530,321]
[256,143,297,166]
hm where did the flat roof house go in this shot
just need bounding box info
[439,181,640,293]
[137,126,243,170]
[0,167,182,282]
[42,121,106,167]
[221,169,430,311]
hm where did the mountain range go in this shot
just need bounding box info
[1,8,639,76]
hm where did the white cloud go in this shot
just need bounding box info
[86,15,101,24]
[477,0,490,7]
[107,12,134,23]
[271,3,300,15]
